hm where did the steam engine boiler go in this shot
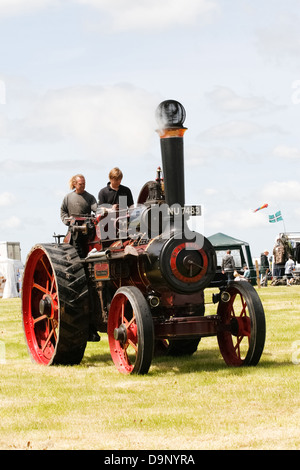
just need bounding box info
[21,100,266,374]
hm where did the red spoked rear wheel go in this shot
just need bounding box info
[217,282,266,366]
[22,244,89,365]
[108,286,154,374]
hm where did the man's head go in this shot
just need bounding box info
[109,167,123,190]
[70,174,86,194]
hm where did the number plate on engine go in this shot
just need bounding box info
[183,205,201,216]
[167,205,201,216]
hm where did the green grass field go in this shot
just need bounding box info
[0,286,299,450]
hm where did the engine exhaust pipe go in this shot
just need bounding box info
[155,100,187,208]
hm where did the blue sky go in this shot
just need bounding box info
[1,0,300,262]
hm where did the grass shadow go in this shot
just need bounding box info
[81,339,294,375]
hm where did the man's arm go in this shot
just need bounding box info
[90,195,98,213]
[60,196,70,225]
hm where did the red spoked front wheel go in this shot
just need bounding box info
[217,282,266,366]
[108,286,154,374]
[22,244,89,365]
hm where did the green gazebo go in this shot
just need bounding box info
[207,232,256,284]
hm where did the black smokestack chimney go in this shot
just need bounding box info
[155,100,187,208]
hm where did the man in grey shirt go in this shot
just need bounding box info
[221,249,235,284]
[61,174,97,225]
[60,174,99,342]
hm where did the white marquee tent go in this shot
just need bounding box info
[0,257,23,299]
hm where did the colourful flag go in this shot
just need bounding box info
[269,211,283,223]
[254,203,268,213]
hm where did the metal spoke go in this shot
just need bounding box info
[40,257,53,283]
[32,282,48,294]
[41,326,55,353]
[128,339,138,352]
[33,314,47,324]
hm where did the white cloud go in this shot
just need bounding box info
[0,0,218,27]
[0,192,16,206]
[273,145,300,160]
[1,158,85,174]
[206,86,281,114]
[0,0,58,17]
[0,79,5,104]
[204,188,218,196]
[0,0,218,28]
[256,14,300,63]
[53,189,66,200]
[4,84,160,157]
[187,144,251,165]
[198,120,283,141]
[205,208,267,231]
[77,0,219,31]
[261,181,300,202]
[2,216,21,229]
[0,114,7,137]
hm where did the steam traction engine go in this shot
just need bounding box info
[21,100,266,374]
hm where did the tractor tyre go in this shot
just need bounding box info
[107,286,154,374]
[22,243,89,365]
[217,281,266,366]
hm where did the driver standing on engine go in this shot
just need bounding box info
[98,167,134,209]
[60,174,100,342]
[60,174,97,225]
